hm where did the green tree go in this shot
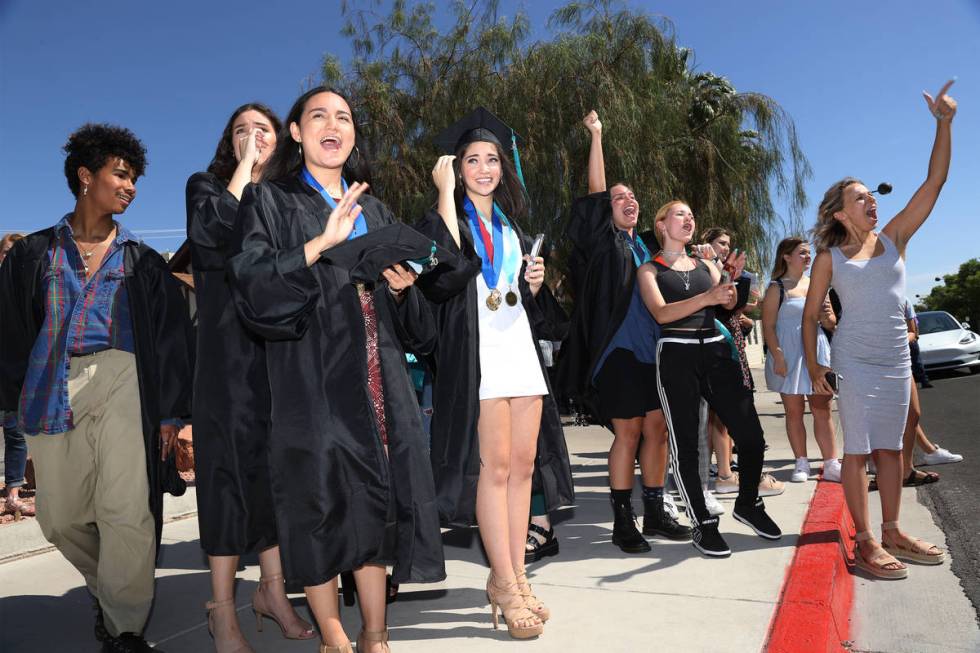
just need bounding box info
[916,258,980,328]
[325,0,810,275]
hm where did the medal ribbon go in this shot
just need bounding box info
[463,196,514,290]
[621,230,652,267]
[301,166,367,240]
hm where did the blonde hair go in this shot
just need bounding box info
[812,177,862,251]
[770,236,807,280]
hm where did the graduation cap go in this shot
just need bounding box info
[319,222,453,284]
[434,106,530,190]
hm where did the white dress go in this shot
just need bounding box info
[476,223,549,400]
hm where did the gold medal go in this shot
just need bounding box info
[505,290,518,306]
[486,288,502,311]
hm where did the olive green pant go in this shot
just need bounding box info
[27,349,155,637]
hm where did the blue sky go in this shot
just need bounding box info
[1,0,977,300]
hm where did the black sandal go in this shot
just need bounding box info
[903,469,940,487]
[524,523,559,564]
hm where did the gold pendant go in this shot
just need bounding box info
[486,288,502,311]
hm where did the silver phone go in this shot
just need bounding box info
[529,233,545,259]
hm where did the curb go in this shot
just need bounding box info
[765,480,855,653]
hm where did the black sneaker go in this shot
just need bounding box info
[692,519,731,557]
[102,633,162,652]
[733,498,782,540]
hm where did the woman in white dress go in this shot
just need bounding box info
[762,237,841,483]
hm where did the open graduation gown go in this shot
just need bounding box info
[185,171,277,556]
[227,176,446,590]
[414,208,575,527]
[0,227,194,552]
[557,191,659,423]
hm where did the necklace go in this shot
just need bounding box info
[673,266,692,291]
[660,248,686,257]
[71,227,114,274]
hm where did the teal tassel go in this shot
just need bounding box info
[511,130,527,190]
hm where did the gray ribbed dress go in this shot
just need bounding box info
[830,232,911,454]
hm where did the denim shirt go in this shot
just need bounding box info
[17,215,137,435]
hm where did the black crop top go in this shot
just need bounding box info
[651,257,716,330]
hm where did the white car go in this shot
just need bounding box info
[916,310,980,372]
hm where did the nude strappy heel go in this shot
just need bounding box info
[357,628,391,653]
[318,641,353,653]
[515,568,550,623]
[251,573,316,640]
[881,521,945,565]
[486,571,544,639]
[852,530,908,579]
[205,598,255,653]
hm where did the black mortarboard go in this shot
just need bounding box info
[434,106,522,154]
[319,222,453,284]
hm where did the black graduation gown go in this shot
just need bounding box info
[227,177,446,589]
[556,191,659,423]
[0,227,195,551]
[414,208,575,527]
[185,172,277,556]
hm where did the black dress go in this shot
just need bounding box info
[414,209,574,527]
[228,177,446,590]
[186,171,277,556]
[557,191,659,423]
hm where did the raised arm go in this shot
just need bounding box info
[882,80,957,254]
[431,155,461,249]
[802,251,834,394]
[583,110,606,194]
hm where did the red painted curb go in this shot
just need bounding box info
[764,480,855,653]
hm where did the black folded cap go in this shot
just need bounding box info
[319,222,451,284]
[434,106,521,154]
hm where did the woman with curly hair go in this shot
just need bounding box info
[0,124,194,652]
[186,103,317,652]
[802,81,956,578]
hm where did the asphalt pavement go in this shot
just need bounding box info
[915,369,980,624]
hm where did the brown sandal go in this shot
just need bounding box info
[881,521,945,565]
[852,531,908,579]
[251,573,316,640]
[357,628,391,653]
[515,568,550,623]
[486,572,544,639]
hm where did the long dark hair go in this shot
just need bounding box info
[452,139,528,223]
[263,86,373,186]
[206,103,282,184]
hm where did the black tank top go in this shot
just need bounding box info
[652,257,716,330]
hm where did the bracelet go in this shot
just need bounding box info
[388,284,406,297]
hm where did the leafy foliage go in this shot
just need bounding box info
[325,0,811,274]
[916,258,980,328]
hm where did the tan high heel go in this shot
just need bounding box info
[357,628,391,653]
[205,598,255,653]
[319,641,353,653]
[515,568,550,622]
[251,573,316,640]
[486,572,544,639]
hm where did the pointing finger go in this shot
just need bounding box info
[936,78,955,99]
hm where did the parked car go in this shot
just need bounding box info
[916,310,980,372]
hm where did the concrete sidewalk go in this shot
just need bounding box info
[1,379,977,652]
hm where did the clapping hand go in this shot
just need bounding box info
[923,79,957,122]
[322,182,369,249]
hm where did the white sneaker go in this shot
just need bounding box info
[791,457,810,483]
[703,490,725,516]
[822,458,842,483]
[663,493,680,520]
[917,446,964,466]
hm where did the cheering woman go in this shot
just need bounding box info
[803,81,956,578]
[637,202,782,557]
[187,103,317,651]
[415,107,573,639]
[559,110,690,553]
[229,87,445,653]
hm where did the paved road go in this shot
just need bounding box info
[915,368,980,625]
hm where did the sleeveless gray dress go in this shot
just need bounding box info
[830,232,911,454]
